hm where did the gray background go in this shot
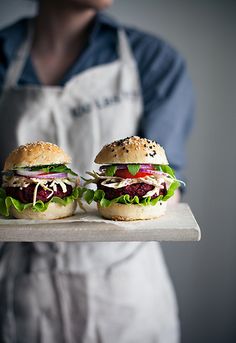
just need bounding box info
[1,0,236,342]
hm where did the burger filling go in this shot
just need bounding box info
[4,177,74,204]
[83,164,183,207]
[97,180,167,200]
[0,164,81,216]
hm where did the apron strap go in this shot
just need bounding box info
[3,24,134,89]
[118,30,136,65]
[3,20,34,90]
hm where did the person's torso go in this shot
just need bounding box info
[0,18,179,343]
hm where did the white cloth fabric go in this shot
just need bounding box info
[0,21,180,343]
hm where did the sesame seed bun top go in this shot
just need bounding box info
[3,141,71,171]
[94,136,168,165]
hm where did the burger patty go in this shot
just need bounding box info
[5,184,73,204]
[97,181,167,200]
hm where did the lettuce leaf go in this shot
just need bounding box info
[162,180,180,200]
[83,189,95,204]
[82,182,179,208]
[0,186,82,217]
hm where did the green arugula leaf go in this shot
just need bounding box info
[48,165,78,176]
[27,165,50,172]
[127,164,140,176]
[105,165,117,176]
[0,186,82,217]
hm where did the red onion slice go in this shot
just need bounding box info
[99,164,171,178]
[16,170,68,179]
[137,164,154,170]
[140,169,163,175]
[32,172,68,179]
[16,170,45,177]
[99,164,126,172]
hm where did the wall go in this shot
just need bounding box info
[0,0,236,342]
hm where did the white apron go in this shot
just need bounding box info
[0,21,179,343]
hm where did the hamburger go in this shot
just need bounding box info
[83,136,183,220]
[0,141,80,219]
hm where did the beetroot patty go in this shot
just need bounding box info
[97,181,167,200]
[5,184,73,204]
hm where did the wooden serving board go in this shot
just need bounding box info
[0,203,201,242]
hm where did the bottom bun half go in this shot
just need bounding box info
[10,201,77,220]
[97,201,167,221]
